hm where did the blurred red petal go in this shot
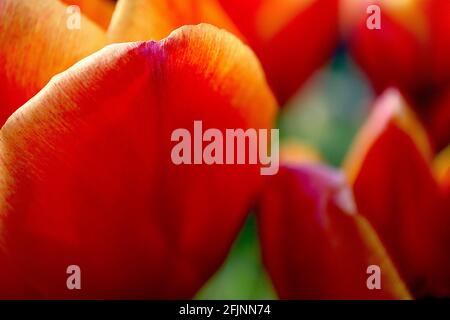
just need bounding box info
[258,163,410,299]
[426,88,450,150]
[435,146,450,191]
[219,0,340,104]
[346,0,426,96]
[0,24,277,299]
[347,0,450,149]
[428,0,450,87]
[345,89,450,296]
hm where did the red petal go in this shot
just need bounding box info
[426,88,450,150]
[258,163,410,299]
[345,89,450,297]
[0,24,277,299]
[428,0,450,88]
[347,0,425,96]
[347,1,450,150]
[219,0,340,104]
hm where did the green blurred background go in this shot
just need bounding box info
[196,49,375,299]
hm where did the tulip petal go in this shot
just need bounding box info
[107,0,240,42]
[346,0,425,96]
[434,145,450,187]
[0,0,107,125]
[345,89,433,185]
[258,163,411,299]
[428,0,450,88]
[426,88,450,150]
[435,146,450,220]
[0,24,277,299]
[346,0,450,150]
[219,0,340,104]
[347,0,450,99]
[61,0,115,30]
[345,89,450,296]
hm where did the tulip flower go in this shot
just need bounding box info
[258,160,411,299]
[107,0,340,104]
[2,0,447,302]
[259,89,450,299]
[344,0,450,149]
[0,0,250,125]
[0,22,277,298]
[0,0,277,299]
[5,0,339,110]
[344,89,450,297]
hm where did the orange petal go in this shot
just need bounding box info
[435,145,450,212]
[279,139,322,165]
[436,147,450,283]
[0,24,277,299]
[258,164,411,299]
[107,0,241,42]
[345,89,450,297]
[0,0,107,125]
[219,0,340,104]
[442,169,450,233]
[61,0,115,29]
[434,144,450,183]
